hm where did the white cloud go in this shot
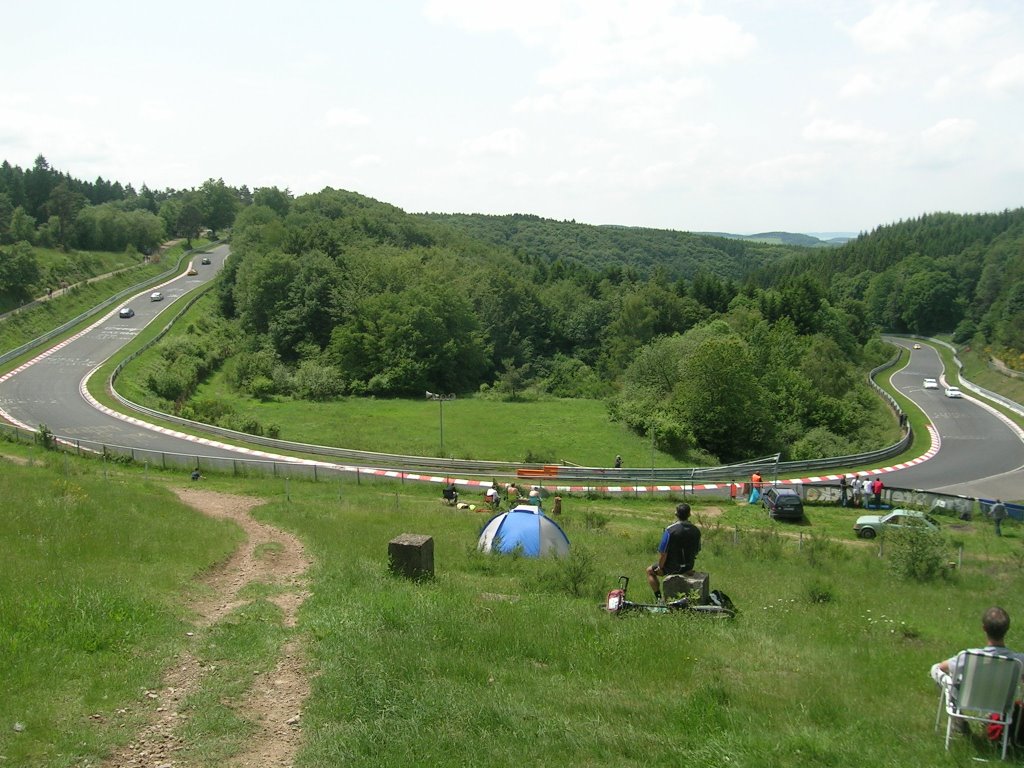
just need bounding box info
[140,101,175,123]
[742,152,828,189]
[987,53,1024,94]
[901,117,978,169]
[839,73,879,99]
[921,117,977,150]
[325,108,371,128]
[426,0,755,88]
[848,1,994,54]
[351,154,383,169]
[463,127,524,157]
[802,119,887,144]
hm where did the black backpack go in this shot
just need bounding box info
[709,589,737,613]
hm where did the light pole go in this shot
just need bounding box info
[425,391,456,456]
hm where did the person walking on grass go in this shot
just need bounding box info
[646,503,701,603]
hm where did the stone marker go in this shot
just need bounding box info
[662,571,710,604]
[388,533,434,580]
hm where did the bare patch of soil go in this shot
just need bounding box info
[100,488,311,768]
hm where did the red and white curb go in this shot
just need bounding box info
[3,315,943,495]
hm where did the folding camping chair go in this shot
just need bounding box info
[935,650,1023,760]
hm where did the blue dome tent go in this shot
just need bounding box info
[477,504,570,557]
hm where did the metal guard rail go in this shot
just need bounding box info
[0,245,214,367]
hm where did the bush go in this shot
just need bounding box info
[530,546,598,599]
[886,526,949,582]
[805,579,834,604]
[737,528,784,561]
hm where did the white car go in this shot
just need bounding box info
[945,386,962,398]
[913,343,922,349]
[150,291,164,301]
[923,378,939,389]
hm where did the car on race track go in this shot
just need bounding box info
[201,256,211,265]
[923,378,939,389]
[118,306,134,318]
[853,509,939,539]
[913,343,922,349]
[150,291,163,301]
[945,386,963,398]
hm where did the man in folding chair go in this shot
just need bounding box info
[931,606,1024,757]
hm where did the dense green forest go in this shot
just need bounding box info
[3,156,1022,464]
[203,188,888,463]
[0,155,243,306]
[756,209,1024,353]
[416,211,801,281]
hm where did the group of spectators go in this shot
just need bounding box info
[838,474,885,507]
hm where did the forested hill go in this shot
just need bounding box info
[416,212,810,281]
[756,208,1024,354]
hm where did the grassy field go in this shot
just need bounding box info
[2,440,1022,767]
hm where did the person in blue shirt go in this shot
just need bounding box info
[646,503,701,602]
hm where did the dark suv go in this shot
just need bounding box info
[761,487,804,521]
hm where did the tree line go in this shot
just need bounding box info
[0,155,280,304]
[184,187,888,463]
[6,154,1022,463]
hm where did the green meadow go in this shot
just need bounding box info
[1,442,1021,767]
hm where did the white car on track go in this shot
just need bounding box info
[923,378,939,389]
[945,386,962,398]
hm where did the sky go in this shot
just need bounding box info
[2,0,1022,235]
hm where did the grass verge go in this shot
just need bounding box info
[2,441,1021,766]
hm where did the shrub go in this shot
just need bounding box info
[805,579,834,604]
[738,527,784,561]
[295,361,344,401]
[801,531,847,567]
[530,546,598,599]
[36,423,54,450]
[886,526,949,582]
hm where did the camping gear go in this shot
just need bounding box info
[603,576,735,619]
[477,504,570,557]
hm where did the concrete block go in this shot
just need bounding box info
[388,533,434,580]
[663,571,710,604]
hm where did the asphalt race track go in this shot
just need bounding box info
[1,257,1023,500]
[0,245,262,465]
[880,339,1024,500]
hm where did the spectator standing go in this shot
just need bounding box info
[839,475,849,507]
[871,476,884,508]
[991,499,1007,537]
[614,455,622,469]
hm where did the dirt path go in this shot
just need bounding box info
[100,488,311,768]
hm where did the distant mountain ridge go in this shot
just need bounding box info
[699,231,856,247]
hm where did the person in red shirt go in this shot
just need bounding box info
[871,476,883,507]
